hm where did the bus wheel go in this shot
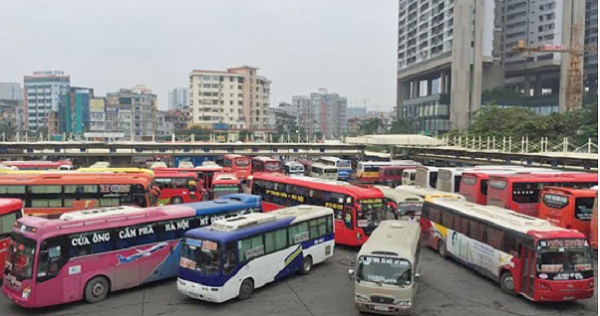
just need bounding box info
[300,256,313,275]
[171,197,183,204]
[84,276,110,303]
[438,240,447,258]
[499,272,516,294]
[238,279,254,300]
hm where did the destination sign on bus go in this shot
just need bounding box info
[539,239,587,250]
[214,185,240,192]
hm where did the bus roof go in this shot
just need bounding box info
[284,161,304,167]
[490,173,596,182]
[357,220,421,261]
[77,168,154,176]
[310,162,337,169]
[1,160,72,167]
[425,197,584,238]
[154,172,198,178]
[359,160,420,166]
[213,173,240,183]
[59,205,144,221]
[375,186,423,204]
[0,173,153,185]
[254,173,383,199]
[185,205,332,243]
[224,154,248,159]
[394,185,465,200]
[0,198,22,211]
[252,156,279,162]
[541,186,598,197]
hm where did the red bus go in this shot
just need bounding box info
[223,155,251,180]
[591,192,598,251]
[251,173,387,246]
[154,166,230,190]
[459,169,564,205]
[210,173,242,200]
[486,173,598,217]
[251,156,283,173]
[0,173,156,218]
[153,172,204,205]
[379,165,417,187]
[1,161,73,170]
[422,197,594,302]
[0,199,23,271]
[538,187,597,240]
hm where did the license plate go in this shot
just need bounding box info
[563,296,575,301]
[374,306,389,311]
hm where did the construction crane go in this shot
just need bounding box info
[513,23,598,112]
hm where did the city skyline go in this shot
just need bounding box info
[0,1,398,111]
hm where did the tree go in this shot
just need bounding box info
[359,118,384,135]
[238,130,252,142]
[468,106,538,139]
[388,118,416,134]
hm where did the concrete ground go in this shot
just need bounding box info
[0,247,597,316]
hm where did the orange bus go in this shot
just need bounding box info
[223,154,252,180]
[0,199,23,271]
[153,171,204,205]
[539,187,598,241]
[0,173,155,218]
[154,166,230,190]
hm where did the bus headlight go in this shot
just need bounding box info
[356,233,362,240]
[355,294,369,302]
[22,287,31,299]
[395,300,412,306]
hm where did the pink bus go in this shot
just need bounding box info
[2,194,262,308]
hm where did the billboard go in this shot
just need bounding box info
[90,98,106,112]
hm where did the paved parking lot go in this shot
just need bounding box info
[0,247,597,316]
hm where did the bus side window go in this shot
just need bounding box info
[343,206,353,229]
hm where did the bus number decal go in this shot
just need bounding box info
[71,232,111,246]
[68,265,81,275]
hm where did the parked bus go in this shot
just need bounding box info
[591,193,598,251]
[177,205,335,302]
[415,166,438,189]
[210,173,242,200]
[459,169,565,205]
[309,162,338,180]
[154,166,229,191]
[251,173,387,246]
[375,186,423,221]
[299,160,313,176]
[394,185,465,201]
[357,161,420,182]
[487,173,598,217]
[2,194,262,308]
[0,173,156,218]
[349,220,421,314]
[402,169,416,186]
[0,199,23,271]
[153,172,203,205]
[283,161,305,176]
[78,168,154,177]
[0,161,72,170]
[538,187,597,241]
[223,154,252,180]
[317,157,352,180]
[421,197,594,302]
[380,166,417,187]
[251,156,283,174]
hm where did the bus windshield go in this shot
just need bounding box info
[5,234,36,281]
[213,184,240,199]
[357,199,386,231]
[537,239,594,280]
[357,256,412,286]
[235,159,251,167]
[180,238,221,276]
[265,162,281,171]
[575,197,595,221]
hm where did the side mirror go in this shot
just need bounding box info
[414,273,421,279]
[348,269,355,280]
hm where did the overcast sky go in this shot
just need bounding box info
[1,0,398,110]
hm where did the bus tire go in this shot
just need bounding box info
[171,197,183,204]
[300,256,313,275]
[238,279,254,300]
[84,276,110,303]
[438,240,447,258]
[499,272,516,294]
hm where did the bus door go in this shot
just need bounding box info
[335,206,355,243]
[520,245,536,298]
[35,237,70,305]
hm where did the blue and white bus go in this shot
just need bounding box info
[317,156,352,180]
[177,205,335,302]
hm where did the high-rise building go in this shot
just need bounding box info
[23,71,70,134]
[0,82,23,101]
[292,88,348,138]
[188,66,271,130]
[168,87,188,110]
[106,85,157,140]
[584,0,598,96]
[397,0,590,134]
[60,87,93,135]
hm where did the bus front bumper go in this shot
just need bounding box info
[177,278,224,303]
[534,288,594,302]
[354,301,413,315]
[2,285,36,308]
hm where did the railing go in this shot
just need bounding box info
[433,136,598,155]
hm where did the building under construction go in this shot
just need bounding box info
[396,0,598,135]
